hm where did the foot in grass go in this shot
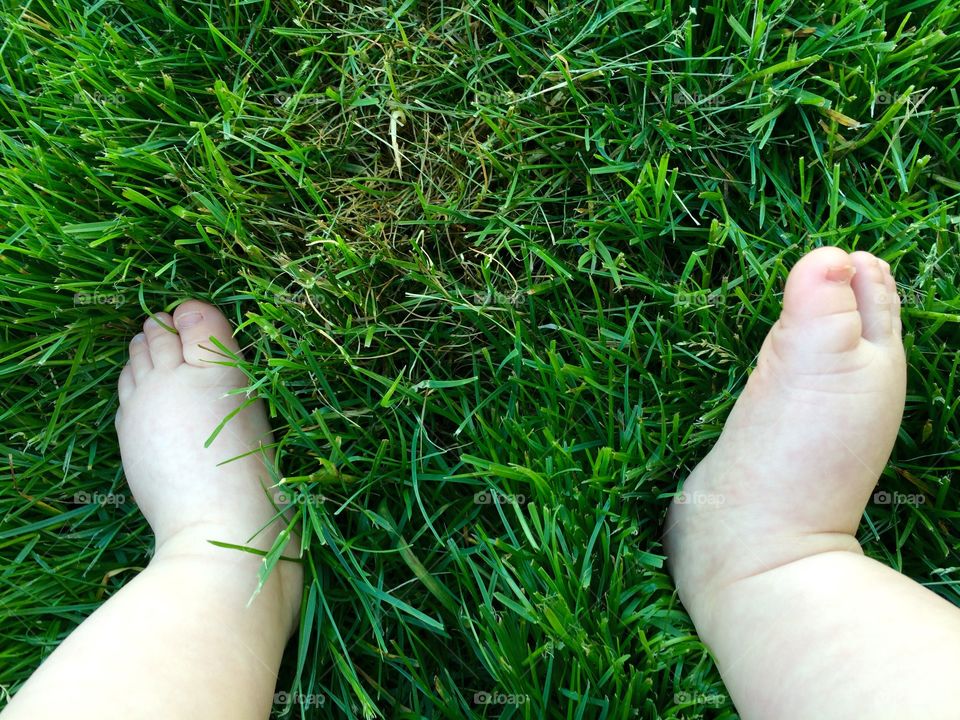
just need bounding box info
[0,301,302,719]
[665,247,932,715]
[667,248,906,601]
[116,299,301,631]
[665,249,960,719]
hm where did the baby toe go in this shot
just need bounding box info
[143,312,184,370]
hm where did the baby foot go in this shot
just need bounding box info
[116,300,301,628]
[665,247,906,635]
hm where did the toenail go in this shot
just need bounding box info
[825,264,856,283]
[131,333,146,343]
[175,311,203,329]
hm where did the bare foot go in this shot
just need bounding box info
[662,249,960,719]
[116,299,301,632]
[2,301,303,720]
[666,247,906,621]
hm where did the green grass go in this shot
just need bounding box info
[1,0,959,717]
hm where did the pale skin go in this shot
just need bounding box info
[3,250,960,719]
[2,301,303,720]
[666,247,960,719]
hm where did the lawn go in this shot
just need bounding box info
[1,0,959,718]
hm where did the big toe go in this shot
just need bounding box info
[779,246,862,353]
[173,300,242,368]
